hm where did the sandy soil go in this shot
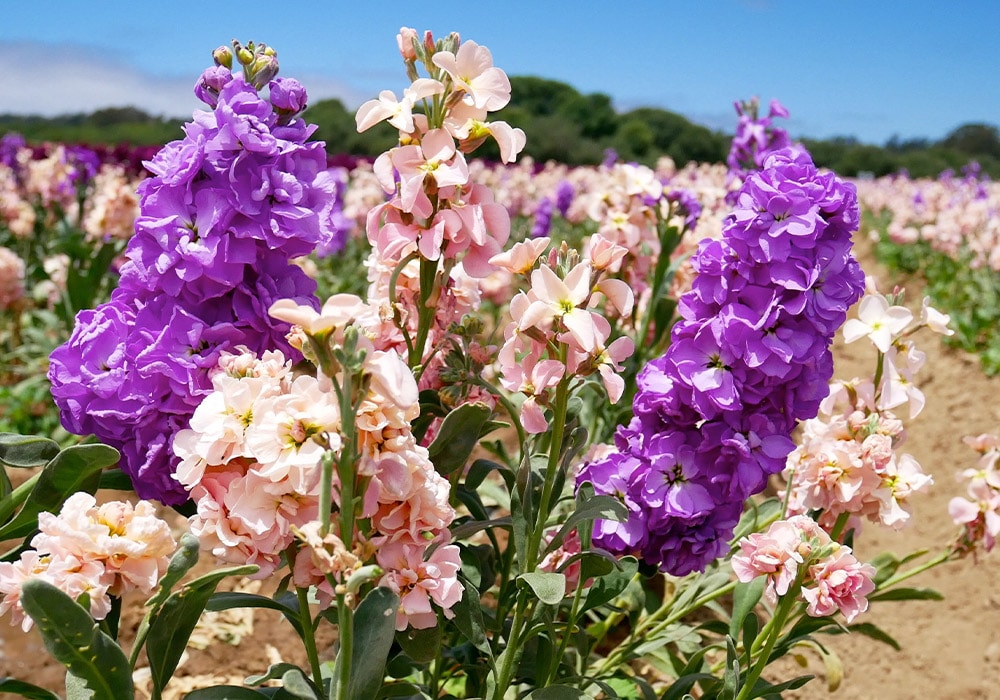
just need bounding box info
[1,239,999,698]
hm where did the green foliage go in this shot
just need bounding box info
[20,579,134,699]
[870,215,1000,375]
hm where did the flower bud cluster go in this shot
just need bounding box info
[577,147,866,576]
[726,97,791,199]
[0,493,176,632]
[49,57,347,504]
[732,515,876,623]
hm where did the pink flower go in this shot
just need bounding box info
[376,541,463,630]
[489,237,550,275]
[431,40,511,111]
[731,519,806,605]
[355,79,444,134]
[375,129,470,213]
[801,546,876,623]
[518,262,601,353]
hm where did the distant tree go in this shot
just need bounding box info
[941,123,1000,159]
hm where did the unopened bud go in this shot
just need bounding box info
[397,27,418,61]
[249,54,279,89]
[423,30,435,54]
[345,564,383,595]
[213,46,233,69]
[233,40,254,66]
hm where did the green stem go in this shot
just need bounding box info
[295,585,325,691]
[874,550,953,592]
[594,577,738,676]
[525,375,571,570]
[336,592,354,700]
[490,592,533,700]
[735,588,799,700]
[410,256,440,369]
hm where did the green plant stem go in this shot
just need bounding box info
[550,574,586,685]
[594,577,739,676]
[295,585,325,691]
[410,256,440,370]
[490,591,533,700]
[735,587,799,700]
[336,592,354,700]
[525,375,571,570]
[875,550,953,591]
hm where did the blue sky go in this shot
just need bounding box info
[3,1,998,145]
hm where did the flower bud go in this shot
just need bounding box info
[232,40,253,66]
[397,27,418,61]
[248,54,279,90]
[213,46,233,69]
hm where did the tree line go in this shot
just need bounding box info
[2,78,998,179]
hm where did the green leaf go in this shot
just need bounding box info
[146,564,258,695]
[245,662,309,687]
[0,677,62,699]
[396,624,443,664]
[836,622,901,651]
[426,402,493,475]
[278,667,320,699]
[720,636,740,700]
[98,467,136,492]
[206,591,304,638]
[0,443,119,541]
[19,579,133,700]
[347,587,401,700]
[543,493,627,555]
[581,555,638,613]
[524,686,590,699]
[519,571,566,605]
[869,586,944,602]
[183,687,270,698]
[729,576,765,639]
[0,433,60,468]
[452,577,493,657]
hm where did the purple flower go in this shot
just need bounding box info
[531,197,554,238]
[578,146,865,575]
[269,77,308,115]
[50,64,338,504]
[554,180,575,217]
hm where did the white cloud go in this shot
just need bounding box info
[2,42,367,118]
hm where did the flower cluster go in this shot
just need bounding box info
[175,293,462,629]
[358,29,524,368]
[49,48,344,504]
[0,493,176,631]
[726,98,791,200]
[950,433,1000,556]
[732,515,876,623]
[577,147,866,575]
[785,289,947,532]
[493,240,635,432]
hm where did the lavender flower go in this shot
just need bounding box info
[578,146,865,575]
[49,64,339,504]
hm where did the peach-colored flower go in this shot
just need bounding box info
[801,547,876,623]
[356,79,444,134]
[489,237,550,274]
[432,40,511,111]
[376,541,463,630]
[842,294,913,353]
[376,129,470,213]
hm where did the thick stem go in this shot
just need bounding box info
[525,375,571,570]
[336,593,354,700]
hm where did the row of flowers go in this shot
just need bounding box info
[0,30,995,700]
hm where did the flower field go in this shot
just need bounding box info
[1,31,999,700]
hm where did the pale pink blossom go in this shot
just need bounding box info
[732,519,807,605]
[397,27,418,61]
[0,246,25,310]
[376,541,463,630]
[801,547,876,623]
[376,129,470,213]
[489,237,550,275]
[355,79,444,134]
[919,297,954,335]
[432,40,511,111]
[518,262,600,352]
